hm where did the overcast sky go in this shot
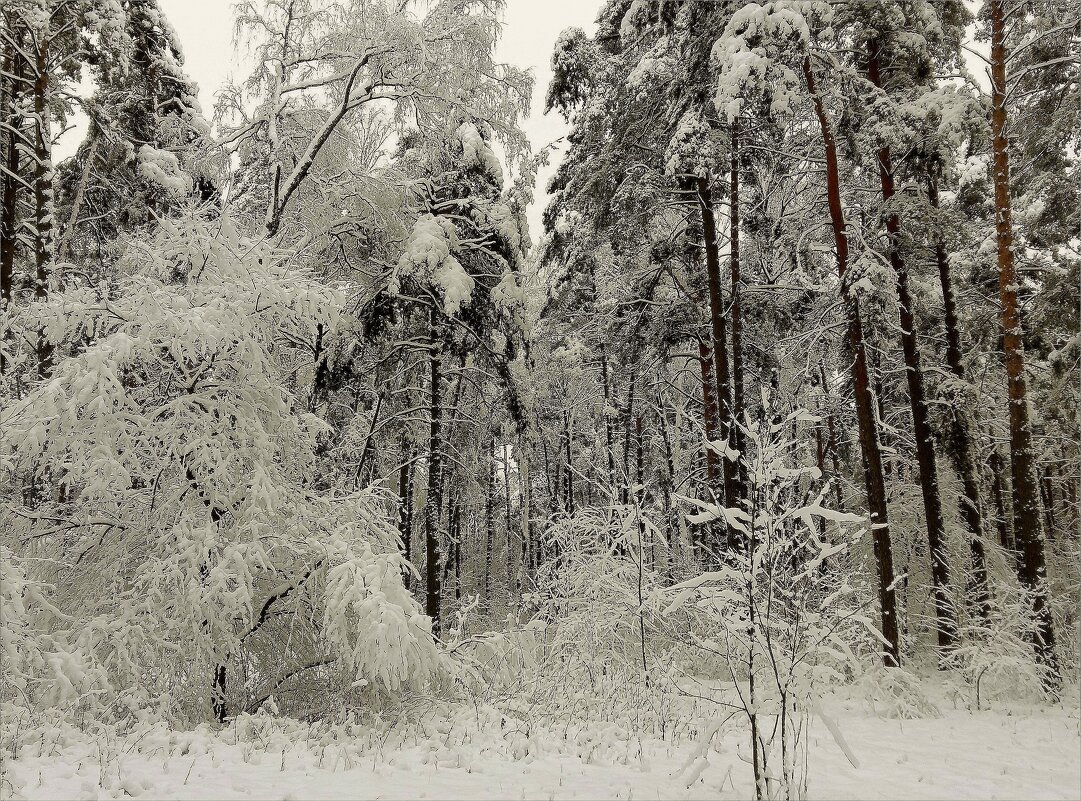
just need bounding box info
[156,0,605,241]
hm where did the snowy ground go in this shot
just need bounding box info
[4,687,1078,800]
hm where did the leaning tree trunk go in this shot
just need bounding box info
[424,317,444,638]
[928,173,990,619]
[989,0,1059,683]
[867,42,956,653]
[56,132,99,262]
[804,55,900,666]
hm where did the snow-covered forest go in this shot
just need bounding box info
[1,0,1078,798]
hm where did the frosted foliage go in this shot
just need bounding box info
[712,1,813,122]
[959,153,992,188]
[665,111,715,178]
[456,122,504,183]
[550,26,588,80]
[666,407,876,799]
[489,200,523,255]
[323,541,439,690]
[1,2,1076,796]
[0,212,439,718]
[0,547,112,710]
[397,214,475,314]
[399,214,459,273]
[627,40,674,95]
[83,1,128,57]
[137,144,195,195]
[620,0,655,42]
[218,0,531,239]
[491,271,524,311]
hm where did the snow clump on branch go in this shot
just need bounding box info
[397,214,476,315]
[456,122,504,183]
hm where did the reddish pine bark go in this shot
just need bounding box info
[867,42,955,652]
[989,0,1059,683]
[803,55,900,666]
[928,174,989,619]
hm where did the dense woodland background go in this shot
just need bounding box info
[0,1,1078,796]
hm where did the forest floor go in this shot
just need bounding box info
[4,681,1079,800]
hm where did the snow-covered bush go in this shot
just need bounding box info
[858,665,941,720]
[445,502,685,738]
[0,548,117,718]
[0,210,441,724]
[531,503,674,688]
[944,580,1060,710]
[665,404,877,800]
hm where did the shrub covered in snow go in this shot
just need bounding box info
[664,402,878,800]
[0,211,442,724]
[944,580,1062,710]
[530,503,675,689]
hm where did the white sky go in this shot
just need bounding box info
[157,0,605,241]
[60,2,990,245]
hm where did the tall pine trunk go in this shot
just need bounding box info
[562,409,574,515]
[519,439,531,581]
[1,19,21,324]
[600,346,617,490]
[619,375,636,508]
[503,442,516,605]
[398,437,415,591]
[424,317,444,638]
[484,436,495,607]
[30,33,52,376]
[32,37,50,297]
[695,177,739,515]
[803,55,900,666]
[989,0,1059,683]
[867,42,955,653]
[928,174,990,619]
[729,125,746,478]
[698,337,721,494]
